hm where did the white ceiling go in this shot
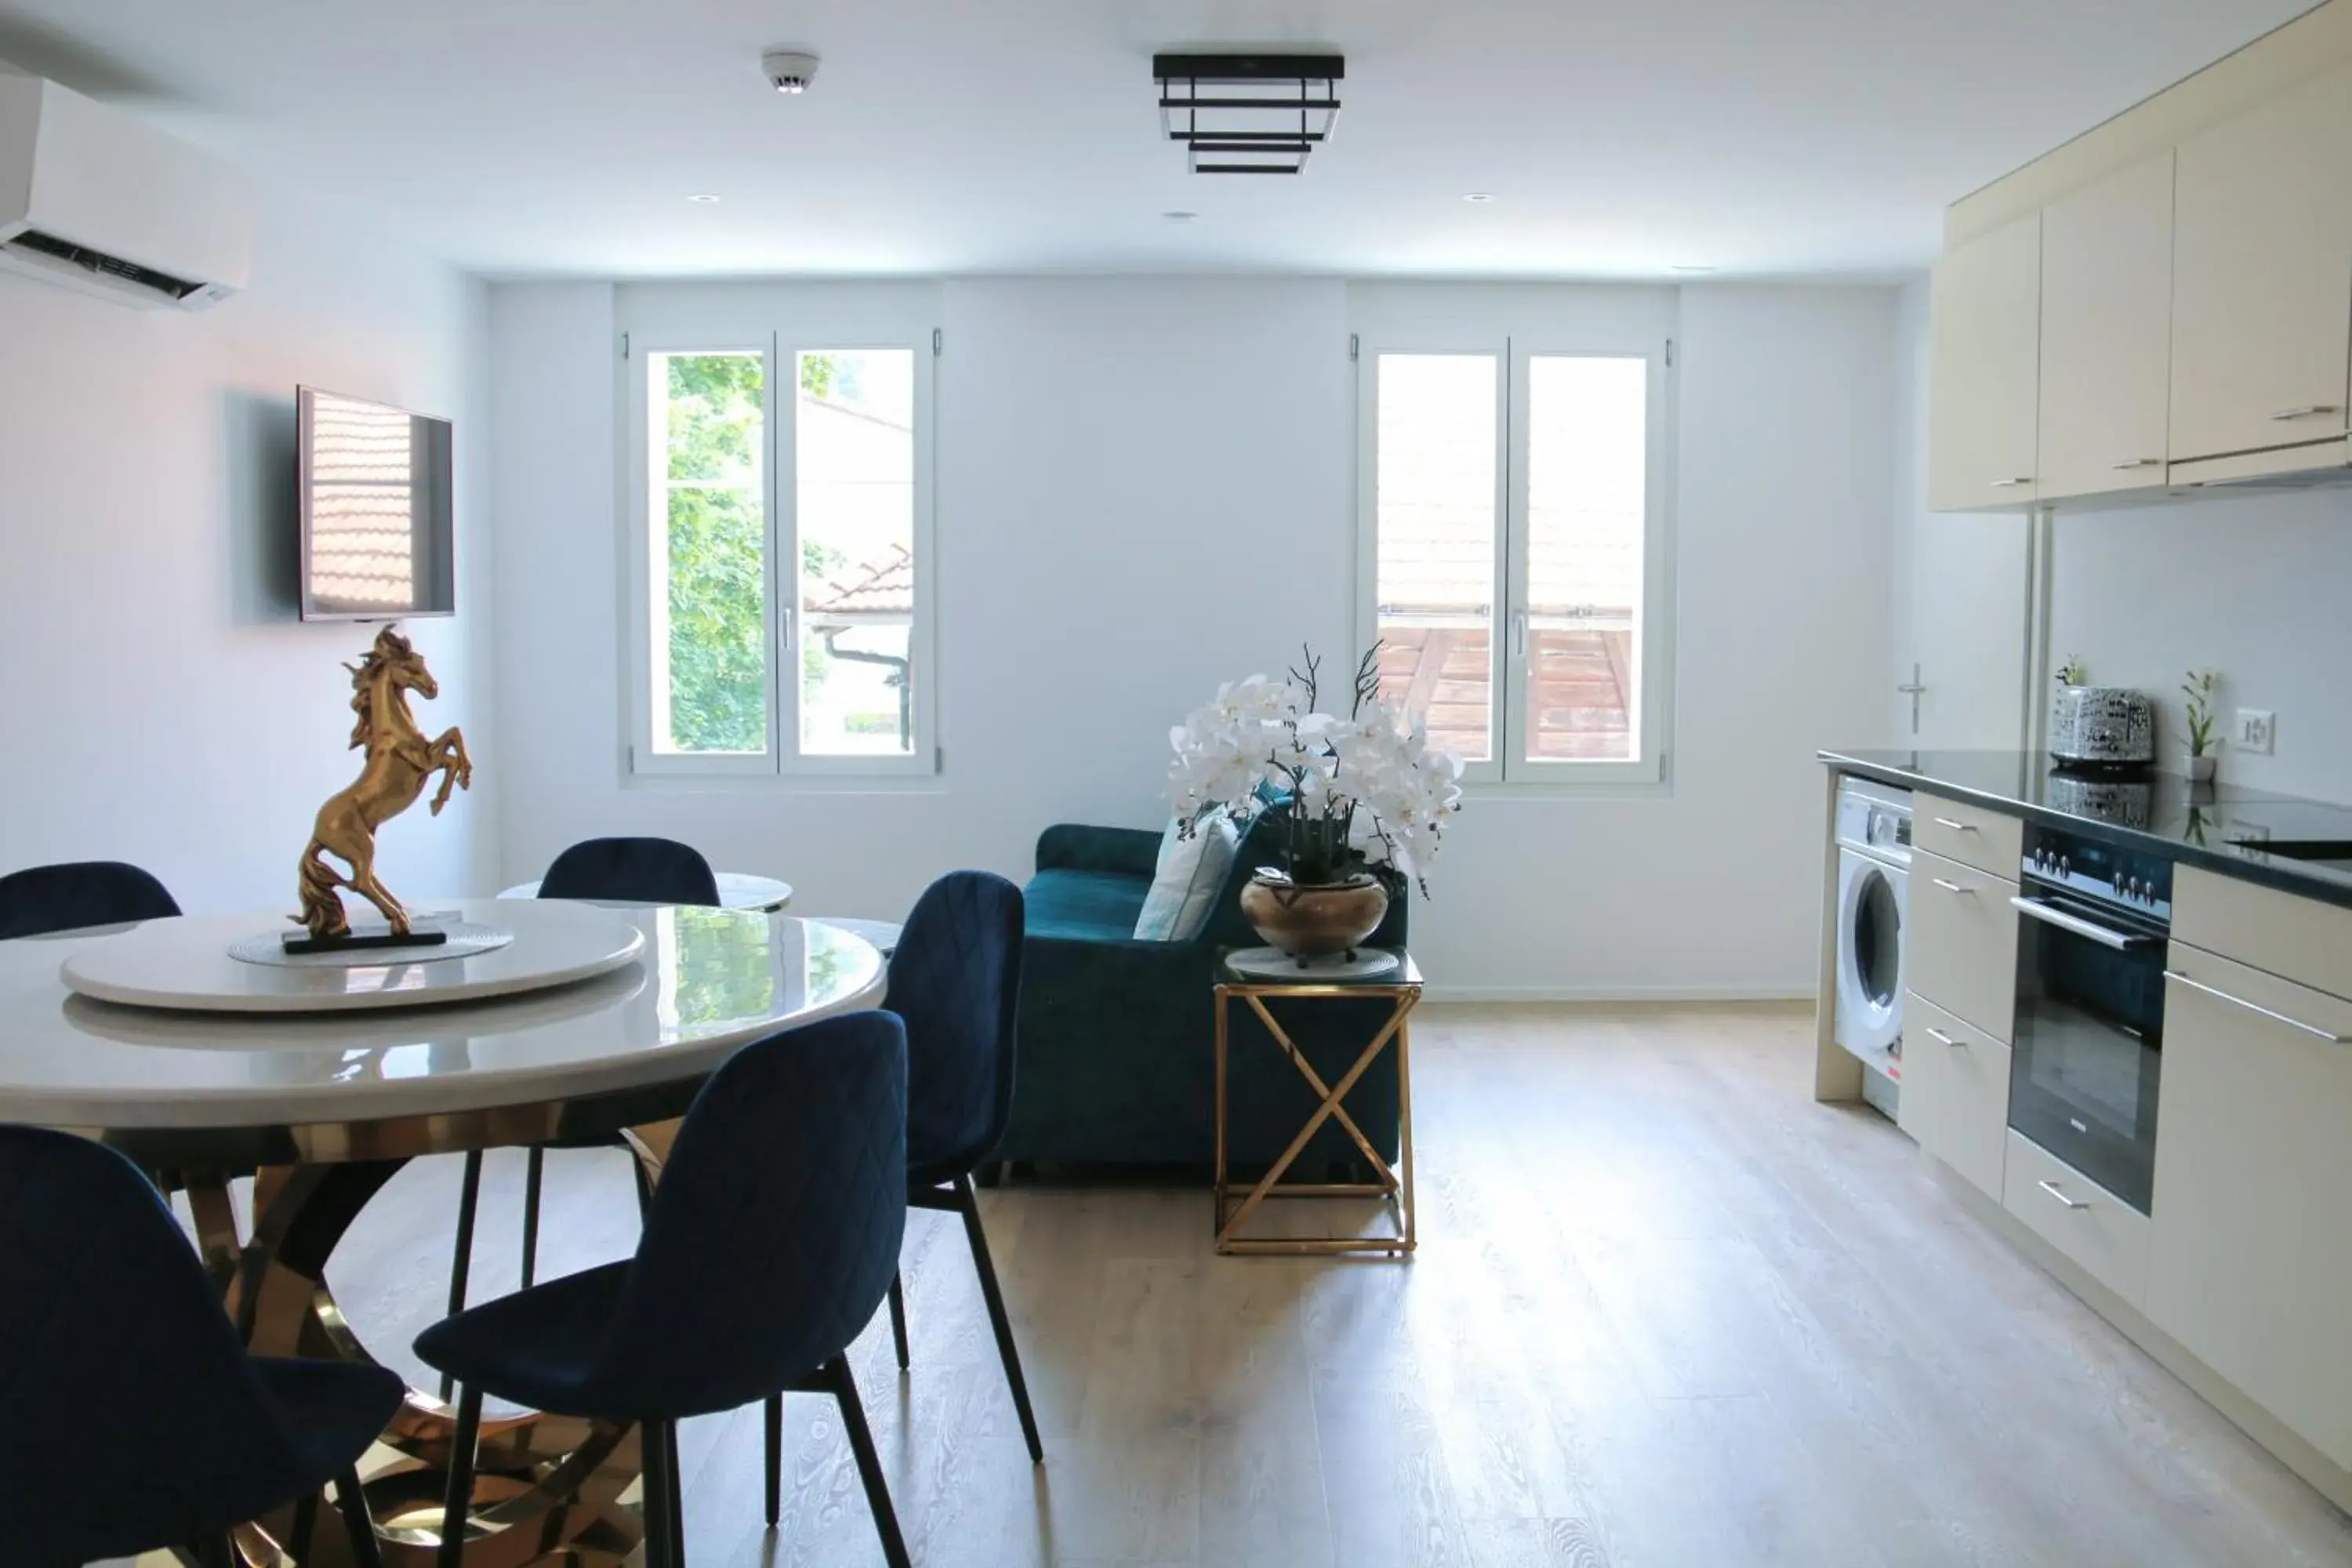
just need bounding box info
[0,0,2318,280]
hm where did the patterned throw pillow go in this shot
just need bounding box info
[1131,809,1240,941]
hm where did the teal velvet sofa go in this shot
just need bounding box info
[998,818,1407,1176]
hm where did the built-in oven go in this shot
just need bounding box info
[2009,828,2173,1214]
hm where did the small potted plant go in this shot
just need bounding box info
[1167,645,1465,964]
[2181,669,2220,784]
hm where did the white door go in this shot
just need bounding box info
[1894,281,2032,749]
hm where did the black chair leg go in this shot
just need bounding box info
[666,1417,688,1566]
[337,1465,385,1568]
[521,1144,545,1288]
[764,1392,782,1526]
[441,1149,485,1406]
[956,1174,1044,1463]
[438,1382,483,1568]
[290,1487,321,1562]
[827,1356,911,1568]
[641,1417,676,1568]
[887,1271,910,1371]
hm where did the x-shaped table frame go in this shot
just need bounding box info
[1213,960,1420,1256]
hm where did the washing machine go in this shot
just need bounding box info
[1834,777,1911,1120]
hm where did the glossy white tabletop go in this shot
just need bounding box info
[0,906,885,1132]
[498,872,794,912]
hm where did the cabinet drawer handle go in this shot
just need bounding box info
[1930,816,1976,833]
[1989,477,2034,488]
[2268,405,2343,422]
[2165,971,2344,1043]
[2038,1178,2089,1210]
[2110,458,2163,470]
[1923,1025,1961,1047]
[1930,877,1973,895]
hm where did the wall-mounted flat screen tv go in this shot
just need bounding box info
[297,386,456,621]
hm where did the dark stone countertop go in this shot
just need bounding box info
[1819,748,2352,911]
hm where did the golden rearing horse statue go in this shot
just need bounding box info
[295,626,473,941]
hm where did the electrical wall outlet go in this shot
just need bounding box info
[2234,709,2275,754]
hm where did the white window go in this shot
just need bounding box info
[629,317,935,778]
[1358,308,1672,786]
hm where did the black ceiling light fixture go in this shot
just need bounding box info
[1153,52,1344,175]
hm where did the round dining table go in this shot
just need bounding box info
[0,898,886,1566]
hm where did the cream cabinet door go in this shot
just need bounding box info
[1929,213,2042,511]
[2038,152,2173,499]
[2170,62,2352,465]
[2150,945,2352,1472]
[1900,993,2011,1200]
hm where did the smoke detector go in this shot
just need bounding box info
[760,49,821,93]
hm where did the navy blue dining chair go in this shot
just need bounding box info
[0,858,180,939]
[0,1124,403,1568]
[445,836,724,1327]
[764,869,1040,1519]
[417,1010,911,1568]
[539,835,722,906]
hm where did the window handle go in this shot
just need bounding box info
[1512,610,1528,659]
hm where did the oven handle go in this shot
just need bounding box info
[2008,895,2159,952]
[2165,971,2345,1044]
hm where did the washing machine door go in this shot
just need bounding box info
[1837,850,1905,1053]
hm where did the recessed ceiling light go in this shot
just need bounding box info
[1163,210,1200,223]
[1463,192,1495,203]
[687,193,723,204]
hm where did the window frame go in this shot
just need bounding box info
[1355,296,1675,789]
[625,310,938,781]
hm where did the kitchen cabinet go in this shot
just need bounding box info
[2038,152,2174,499]
[2150,942,2352,1472]
[1905,847,2019,1042]
[1912,793,2024,880]
[2005,1130,2151,1309]
[1928,213,2042,511]
[2169,61,2352,470]
[1899,993,2009,1200]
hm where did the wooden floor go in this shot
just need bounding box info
[172,1004,2352,1566]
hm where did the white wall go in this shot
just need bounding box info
[0,192,494,912]
[487,277,1900,996]
[2049,488,2352,801]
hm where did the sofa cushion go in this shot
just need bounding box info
[1023,869,1151,940]
[1132,810,1238,942]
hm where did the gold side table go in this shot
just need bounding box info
[1213,949,1421,1257]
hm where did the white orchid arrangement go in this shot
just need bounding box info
[1167,646,1465,894]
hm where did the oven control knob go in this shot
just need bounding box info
[2060,856,2072,878]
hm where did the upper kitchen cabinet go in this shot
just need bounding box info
[1929,213,2041,512]
[2169,62,2352,471]
[2038,152,2173,499]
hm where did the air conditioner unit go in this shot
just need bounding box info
[0,71,252,310]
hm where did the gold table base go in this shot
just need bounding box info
[158,1094,690,1565]
[1212,965,1420,1258]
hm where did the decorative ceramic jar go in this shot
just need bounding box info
[2049,686,2155,771]
[1239,870,1388,960]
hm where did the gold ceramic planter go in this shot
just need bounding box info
[1239,873,1388,957]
